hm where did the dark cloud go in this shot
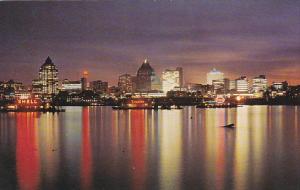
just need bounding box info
[0,0,299,84]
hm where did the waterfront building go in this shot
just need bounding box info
[224,78,230,93]
[0,80,25,100]
[236,76,249,93]
[186,83,203,92]
[108,86,120,97]
[2,80,24,92]
[90,80,108,94]
[185,83,213,96]
[34,56,59,98]
[81,71,89,91]
[136,59,155,92]
[229,80,236,91]
[118,74,133,93]
[151,75,162,92]
[15,92,31,100]
[252,75,268,97]
[131,76,138,93]
[61,79,82,93]
[162,67,183,93]
[207,68,224,85]
[271,81,288,91]
[32,79,43,97]
[212,79,225,95]
[270,81,288,97]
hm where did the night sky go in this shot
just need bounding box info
[0,1,299,85]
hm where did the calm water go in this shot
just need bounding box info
[0,106,300,190]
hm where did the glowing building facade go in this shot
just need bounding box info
[118,74,133,93]
[61,79,82,92]
[207,68,224,85]
[162,67,183,93]
[252,75,268,93]
[236,76,249,93]
[36,56,59,98]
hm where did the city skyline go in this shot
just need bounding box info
[1,2,300,190]
[0,56,295,87]
[0,1,299,85]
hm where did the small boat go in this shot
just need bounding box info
[222,123,235,128]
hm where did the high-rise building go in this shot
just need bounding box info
[32,79,43,97]
[212,78,230,94]
[236,76,249,93]
[207,68,224,85]
[162,67,183,93]
[118,74,133,93]
[90,80,108,94]
[136,59,155,92]
[36,56,59,98]
[229,80,236,91]
[212,79,225,94]
[81,71,89,91]
[151,75,162,91]
[252,75,268,94]
[224,78,230,93]
[131,76,138,93]
[177,67,184,87]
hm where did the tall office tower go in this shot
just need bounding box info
[118,74,133,93]
[224,78,230,93]
[236,76,249,93]
[151,74,162,91]
[90,80,108,94]
[37,56,59,98]
[212,79,225,94]
[81,71,89,91]
[252,75,268,93]
[131,76,138,93]
[162,68,182,93]
[206,68,224,85]
[32,79,43,97]
[136,59,155,92]
[229,80,236,91]
[176,67,184,87]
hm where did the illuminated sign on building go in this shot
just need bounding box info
[16,98,41,106]
[215,96,225,104]
[126,98,153,108]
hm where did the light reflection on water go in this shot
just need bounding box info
[0,106,300,190]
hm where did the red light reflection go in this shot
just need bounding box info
[80,107,93,190]
[16,113,40,190]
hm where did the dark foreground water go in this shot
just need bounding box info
[0,106,300,190]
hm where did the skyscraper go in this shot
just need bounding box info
[90,80,108,94]
[212,79,225,94]
[229,80,236,91]
[81,71,89,91]
[207,68,224,85]
[151,74,162,92]
[118,74,133,93]
[36,56,59,98]
[162,67,183,93]
[252,75,268,93]
[136,59,155,92]
[236,76,249,93]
